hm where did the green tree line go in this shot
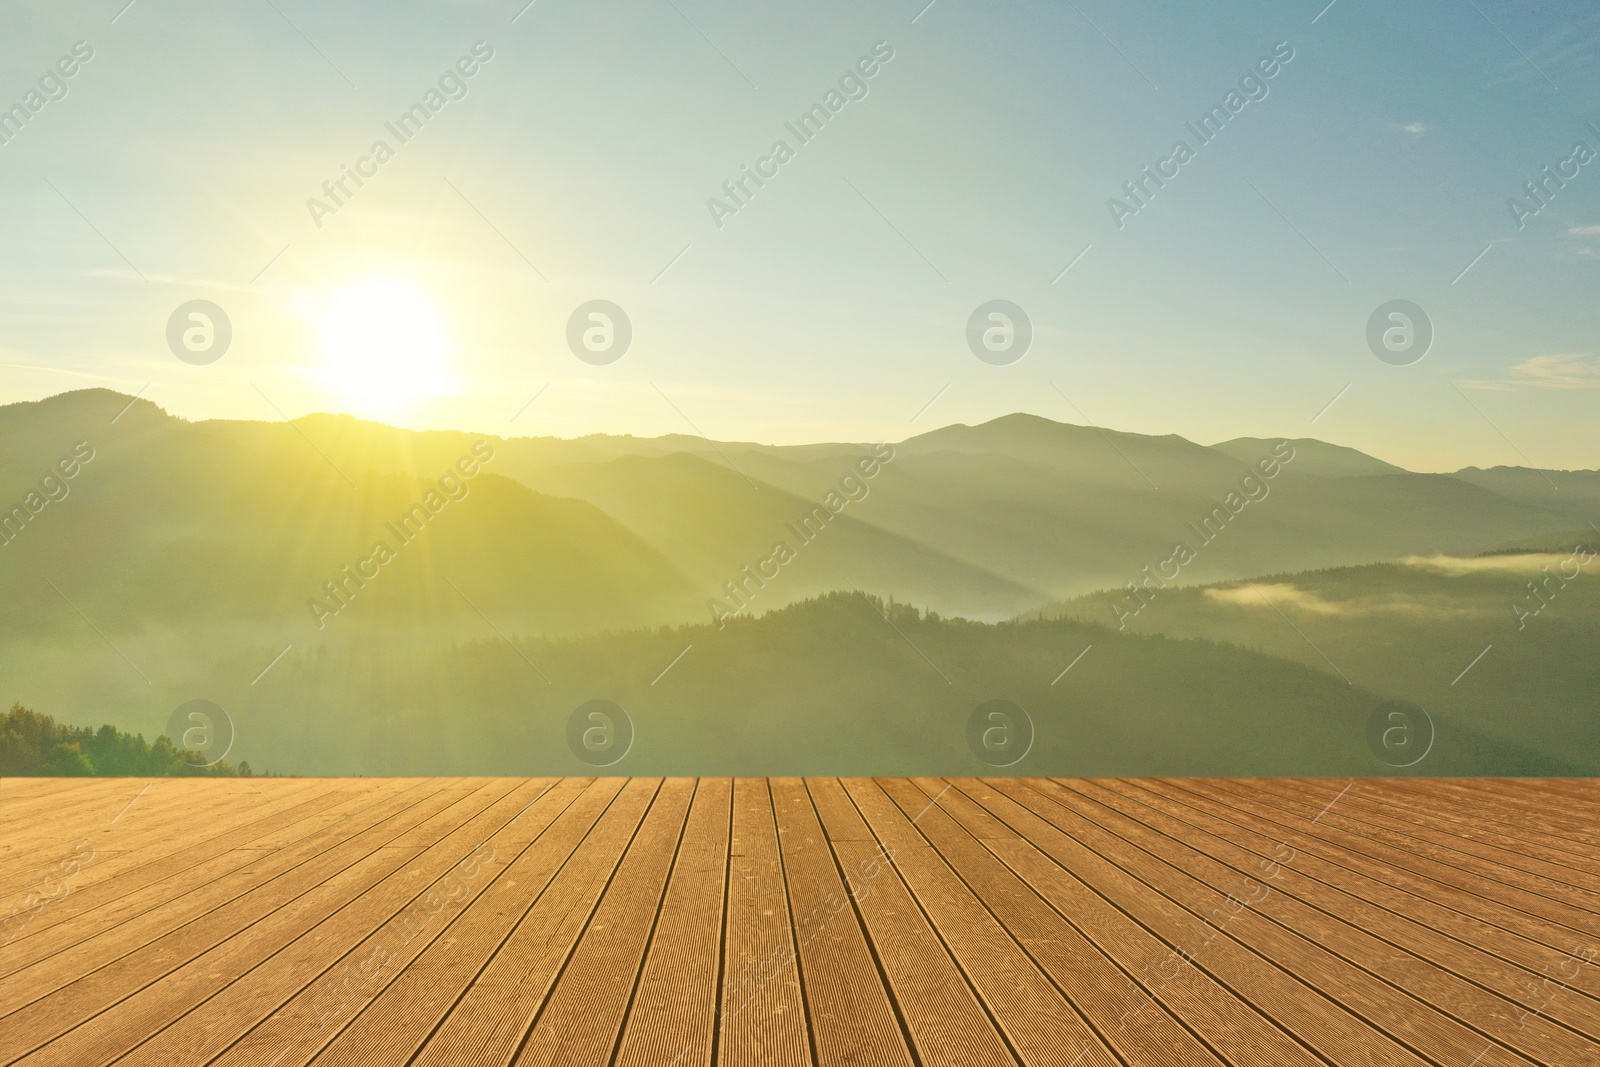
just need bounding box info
[0,705,247,776]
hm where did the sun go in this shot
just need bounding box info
[310,278,453,421]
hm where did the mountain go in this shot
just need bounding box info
[1029,547,1600,774]
[6,389,1596,633]
[4,389,1598,776]
[1449,465,1600,520]
[10,593,1570,778]
[720,417,1581,602]
[0,390,697,642]
[510,451,1041,620]
[1210,436,1407,478]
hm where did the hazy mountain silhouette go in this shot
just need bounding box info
[0,390,698,640]
[1031,547,1600,774]
[3,388,1595,775]
[14,593,1572,778]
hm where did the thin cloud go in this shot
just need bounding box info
[1481,10,1599,90]
[1203,583,1444,618]
[1403,553,1590,576]
[1204,580,1483,621]
[1386,121,1427,136]
[1509,353,1600,389]
[1206,583,1347,615]
[1460,353,1600,391]
[1569,225,1600,235]
[1515,11,1600,75]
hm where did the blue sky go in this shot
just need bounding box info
[1,0,1598,470]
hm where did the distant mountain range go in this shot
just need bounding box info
[1031,548,1600,776]
[2,388,1595,775]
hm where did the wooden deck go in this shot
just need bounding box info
[0,778,1596,1066]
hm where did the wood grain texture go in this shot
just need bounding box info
[0,777,1594,1067]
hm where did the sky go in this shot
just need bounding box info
[1,0,1598,471]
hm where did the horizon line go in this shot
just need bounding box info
[6,385,1593,478]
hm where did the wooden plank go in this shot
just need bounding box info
[1179,778,1600,960]
[0,782,404,980]
[844,777,1118,1067]
[0,779,362,968]
[1,776,1596,1067]
[0,780,442,1003]
[0,779,496,1062]
[512,778,696,1065]
[0,780,330,896]
[881,777,1226,1067]
[1029,779,1544,1067]
[768,777,913,1067]
[804,778,1013,1067]
[947,777,1327,1067]
[716,777,811,1067]
[612,777,730,1067]
[1261,778,1600,904]
[1117,777,1600,1043]
[0,783,154,874]
[1355,780,1600,879]
[986,778,1434,1067]
[108,777,569,1067]
[0,777,165,829]
[0,780,102,807]
[1441,779,1600,844]
[1062,777,1600,1066]
[0,777,317,847]
[209,777,608,1067]
[402,778,660,1067]
[1208,779,1600,935]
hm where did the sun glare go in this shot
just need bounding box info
[311,278,452,422]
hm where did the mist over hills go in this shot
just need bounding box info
[1032,549,1600,775]
[0,390,698,642]
[6,389,1590,631]
[2,388,1595,775]
[99,594,1574,778]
